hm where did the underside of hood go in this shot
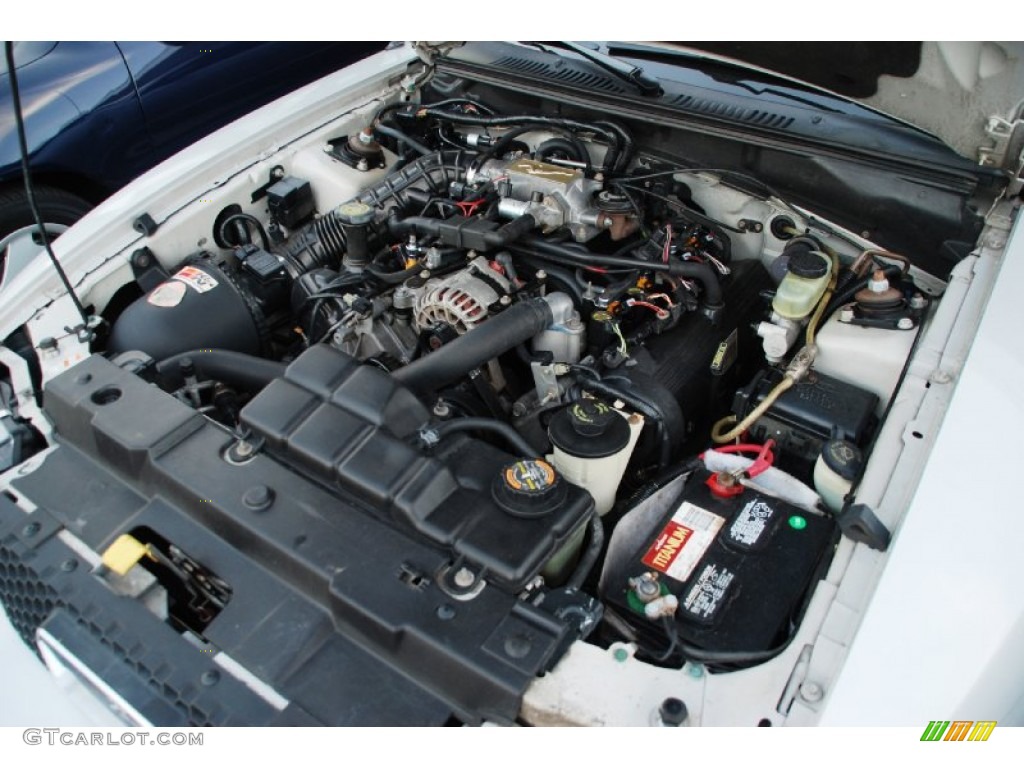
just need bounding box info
[677,41,1024,165]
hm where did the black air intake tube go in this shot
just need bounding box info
[394,296,558,395]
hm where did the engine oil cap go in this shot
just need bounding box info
[549,399,630,459]
[493,458,567,518]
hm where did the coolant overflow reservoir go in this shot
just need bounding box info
[813,439,863,513]
[548,400,642,515]
[772,249,832,320]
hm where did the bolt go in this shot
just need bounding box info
[499,295,512,306]
[60,559,78,573]
[433,400,451,418]
[453,567,475,589]
[22,522,40,537]
[613,647,629,662]
[503,633,532,659]
[200,669,220,686]
[897,317,914,330]
[686,663,705,679]
[356,158,369,172]
[799,681,824,703]
[839,306,855,323]
[436,604,456,620]
[632,575,661,603]
[242,485,274,511]
[235,441,253,458]
[659,697,688,726]
[909,292,927,309]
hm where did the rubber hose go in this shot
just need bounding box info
[566,513,604,590]
[513,237,723,307]
[388,213,537,251]
[711,377,794,444]
[393,296,556,394]
[374,122,432,157]
[155,350,286,394]
[430,417,539,458]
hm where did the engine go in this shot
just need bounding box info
[23,92,930,724]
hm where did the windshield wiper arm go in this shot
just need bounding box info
[527,41,664,97]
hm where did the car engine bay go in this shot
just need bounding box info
[0,45,1013,726]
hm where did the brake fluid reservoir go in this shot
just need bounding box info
[548,400,642,515]
[772,250,832,319]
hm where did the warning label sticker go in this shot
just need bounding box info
[172,266,218,294]
[641,501,725,583]
[682,563,736,622]
[728,499,775,549]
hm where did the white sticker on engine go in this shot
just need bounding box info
[641,501,725,583]
[683,563,735,621]
[172,265,218,294]
[729,499,775,547]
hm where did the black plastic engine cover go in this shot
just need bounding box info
[6,350,594,725]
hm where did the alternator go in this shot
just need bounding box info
[415,256,512,333]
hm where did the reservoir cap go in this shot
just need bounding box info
[787,249,829,279]
[493,459,567,517]
[821,439,863,481]
[549,399,631,459]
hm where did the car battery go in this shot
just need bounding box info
[601,468,836,659]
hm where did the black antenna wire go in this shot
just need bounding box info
[4,41,92,333]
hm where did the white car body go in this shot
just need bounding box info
[1,41,1022,727]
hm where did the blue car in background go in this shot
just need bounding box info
[0,41,385,282]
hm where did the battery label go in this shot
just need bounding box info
[682,563,736,623]
[728,499,776,549]
[172,266,218,294]
[641,501,725,582]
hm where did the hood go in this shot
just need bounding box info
[665,42,1024,167]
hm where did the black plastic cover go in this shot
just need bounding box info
[9,351,592,724]
[267,176,314,229]
[240,345,593,590]
[734,368,878,474]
